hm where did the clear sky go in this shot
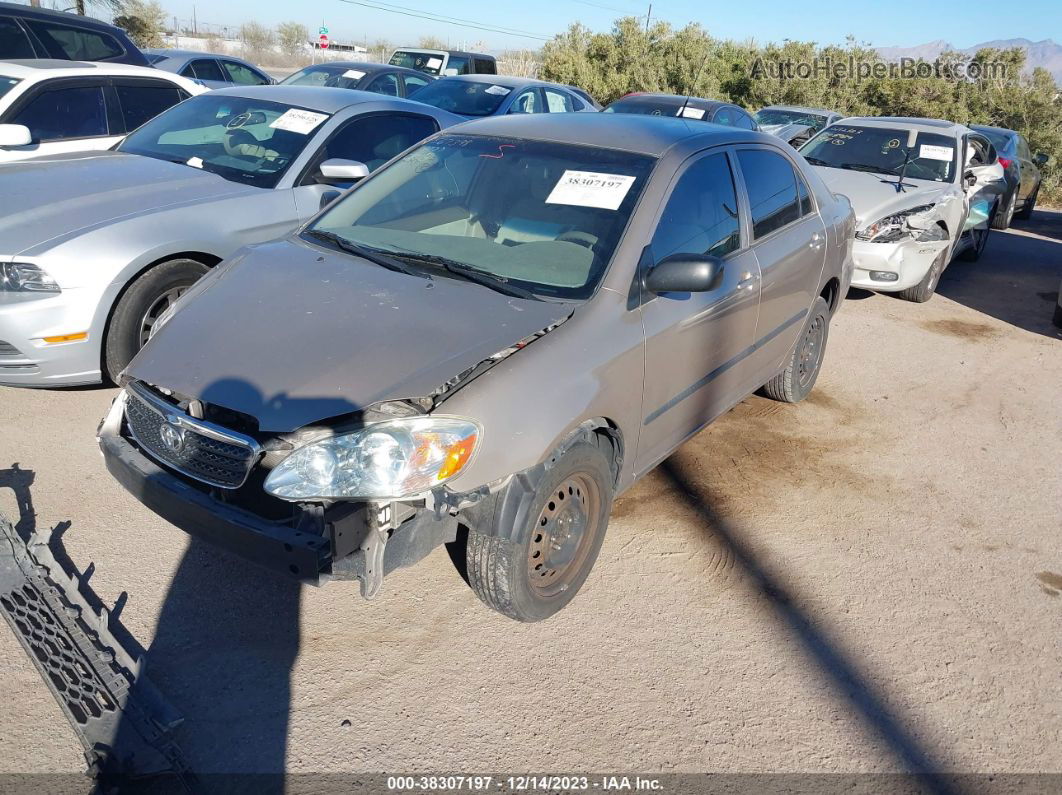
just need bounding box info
[159,0,1061,51]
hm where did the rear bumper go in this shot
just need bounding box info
[97,392,457,588]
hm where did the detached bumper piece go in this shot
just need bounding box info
[0,514,187,784]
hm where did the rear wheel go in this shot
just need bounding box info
[104,258,208,383]
[992,190,1016,230]
[760,296,830,403]
[1015,184,1038,220]
[898,249,948,303]
[465,438,613,622]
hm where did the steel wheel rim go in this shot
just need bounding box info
[528,473,601,598]
[138,285,188,348]
[797,315,825,388]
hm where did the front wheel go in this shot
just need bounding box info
[465,438,614,622]
[897,249,948,303]
[104,258,209,383]
[760,296,831,403]
[958,219,991,262]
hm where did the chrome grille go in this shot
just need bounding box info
[124,382,260,489]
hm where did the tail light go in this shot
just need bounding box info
[997,156,1012,169]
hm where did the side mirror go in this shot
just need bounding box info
[645,254,724,294]
[1034,152,1049,167]
[317,158,370,185]
[0,124,32,148]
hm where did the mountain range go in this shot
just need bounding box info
[875,38,1062,82]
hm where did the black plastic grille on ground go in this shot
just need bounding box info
[0,583,117,725]
[0,340,21,356]
[125,388,255,488]
[0,513,187,781]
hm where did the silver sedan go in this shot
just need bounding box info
[0,86,463,387]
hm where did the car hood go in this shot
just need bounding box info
[127,237,575,432]
[0,151,258,256]
[813,166,953,228]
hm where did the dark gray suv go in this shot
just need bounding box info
[0,2,147,65]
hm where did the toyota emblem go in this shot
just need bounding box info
[160,422,186,453]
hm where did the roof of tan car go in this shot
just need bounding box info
[449,112,769,156]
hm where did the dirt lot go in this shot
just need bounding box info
[0,212,1060,784]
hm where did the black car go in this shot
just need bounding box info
[969,124,1048,229]
[279,61,434,98]
[0,2,147,65]
[604,93,758,130]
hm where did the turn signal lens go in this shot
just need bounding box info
[437,433,477,480]
[42,332,88,344]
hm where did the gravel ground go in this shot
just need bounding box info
[0,212,1059,784]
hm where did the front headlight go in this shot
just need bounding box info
[856,204,935,243]
[0,262,60,293]
[264,417,480,501]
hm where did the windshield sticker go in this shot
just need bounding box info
[545,170,637,211]
[342,69,366,80]
[426,57,443,69]
[919,144,954,162]
[679,106,706,119]
[485,85,511,96]
[269,108,329,135]
[186,156,204,169]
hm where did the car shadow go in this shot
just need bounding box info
[937,209,1062,339]
[657,456,959,792]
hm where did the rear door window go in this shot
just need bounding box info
[114,81,186,133]
[712,107,733,126]
[365,72,401,97]
[12,84,109,141]
[24,19,123,61]
[543,88,574,113]
[188,59,226,83]
[221,60,270,86]
[0,16,36,58]
[473,58,496,74]
[736,149,801,238]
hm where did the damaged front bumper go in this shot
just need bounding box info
[97,393,458,596]
[850,236,950,292]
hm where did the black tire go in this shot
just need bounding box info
[1014,184,1038,220]
[958,216,992,262]
[898,249,948,303]
[465,438,614,622]
[992,189,1016,230]
[760,296,830,403]
[104,258,208,383]
[1053,302,1062,329]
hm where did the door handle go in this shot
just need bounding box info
[737,272,758,290]
[810,232,825,250]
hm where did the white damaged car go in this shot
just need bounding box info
[801,117,1004,302]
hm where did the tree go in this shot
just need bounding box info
[276,21,308,60]
[240,21,275,63]
[113,0,165,49]
[418,35,447,50]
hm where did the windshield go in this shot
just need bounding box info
[0,77,20,101]
[307,134,654,299]
[410,79,513,117]
[754,108,829,131]
[604,95,695,118]
[389,50,443,75]
[280,64,367,88]
[118,94,330,189]
[800,125,958,183]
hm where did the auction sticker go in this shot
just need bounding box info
[269,108,329,134]
[342,69,366,80]
[919,144,954,162]
[546,170,636,210]
[485,85,511,96]
[679,106,705,119]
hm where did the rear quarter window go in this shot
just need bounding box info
[25,19,124,61]
[0,16,36,59]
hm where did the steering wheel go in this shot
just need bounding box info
[555,231,598,249]
[223,128,278,162]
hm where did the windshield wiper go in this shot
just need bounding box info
[388,252,541,300]
[840,162,892,176]
[304,230,425,278]
[803,156,830,166]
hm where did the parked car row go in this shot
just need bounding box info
[0,12,1050,622]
